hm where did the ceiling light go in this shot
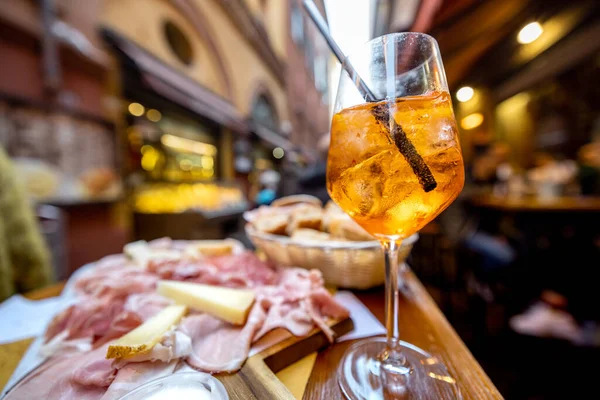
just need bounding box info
[273,147,284,159]
[518,22,543,44]
[146,109,162,122]
[128,102,145,117]
[460,113,484,130]
[456,86,474,103]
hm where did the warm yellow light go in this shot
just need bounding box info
[456,86,474,103]
[201,156,214,169]
[460,113,484,130]
[140,145,152,154]
[161,134,217,156]
[518,22,543,44]
[428,372,456,384]
[179,159,193,171]
[273,147,284,159]
[146,109,162,122]
[128,102,145,117]
[141,148,159,171]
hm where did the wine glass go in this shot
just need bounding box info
[327,33,465,399]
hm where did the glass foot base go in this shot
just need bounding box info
[338,337,462,400]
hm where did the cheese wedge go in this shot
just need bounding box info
[124,240,182,269]
[184,240,235,258]
[106,305,187,359]
[157,280,255,325]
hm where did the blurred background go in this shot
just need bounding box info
[0,0,598,398]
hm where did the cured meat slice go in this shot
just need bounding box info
[181,303,266,373]
[253,269,348,342]
[148,251,278,288]
[205,252,278,287]
[100,360,178,400]
[7,345,110,400]
[253,302,314,341]
[123,293,173,321]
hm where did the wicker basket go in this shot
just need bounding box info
[246,224,418,289]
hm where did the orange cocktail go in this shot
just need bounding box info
[328,91,464,239]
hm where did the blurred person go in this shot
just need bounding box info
[531,151,556,169]
[577,142,600,195]
[508,145,598,341]
[528,153,578,198]
[439,146,519,301]
[0,145,53,301]
[297,133,330,204]
[255,169,280,206]
[471,142,513,188]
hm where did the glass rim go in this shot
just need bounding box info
[343,31,439,65]
[341,32,443,98]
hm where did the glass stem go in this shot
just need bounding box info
[382,238,406,365]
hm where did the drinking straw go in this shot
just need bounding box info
[302,0,437,192]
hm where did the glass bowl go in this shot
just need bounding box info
[117,372,228,400]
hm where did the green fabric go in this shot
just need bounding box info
[0,146,53,301]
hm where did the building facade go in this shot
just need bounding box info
[0,0,331,273]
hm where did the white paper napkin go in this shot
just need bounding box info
[334,291,386,342]
[0,295,68,345]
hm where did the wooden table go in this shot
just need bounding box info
[470,194,600,213]
[1,272,502,399]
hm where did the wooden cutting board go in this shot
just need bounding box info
[217,317,353,400]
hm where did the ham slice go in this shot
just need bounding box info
[73,256,156,299]
[123,293,173,321]
[44,280,166,355]
[8,334,190,400]
[253,302,314,340]
[7,345,111,400]
[147,259,218,281]
[181,303,266,373]
[253,269,349,342]
[148,251,278,288]
[205,252,278,287]
[45,297,126,343]
[93,311,142,347]
[100,360,178,400]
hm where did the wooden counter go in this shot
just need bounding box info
[470,194,600,213]
[1,271,502,399]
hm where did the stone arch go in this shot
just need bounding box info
[249,81,281,129]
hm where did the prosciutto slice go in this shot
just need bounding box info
[8,344,111,400]
[181,303,266,373]
[253,269,349,342]
[73,255,156,299]
[44,276,168,355]
[253,302,314,340]
[100,361,179,400]
[8,333,191,400]
[122,293,173,321]
[148,251,278,288]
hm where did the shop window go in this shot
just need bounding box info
[163,20,194,66]
[252,94,278,131]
